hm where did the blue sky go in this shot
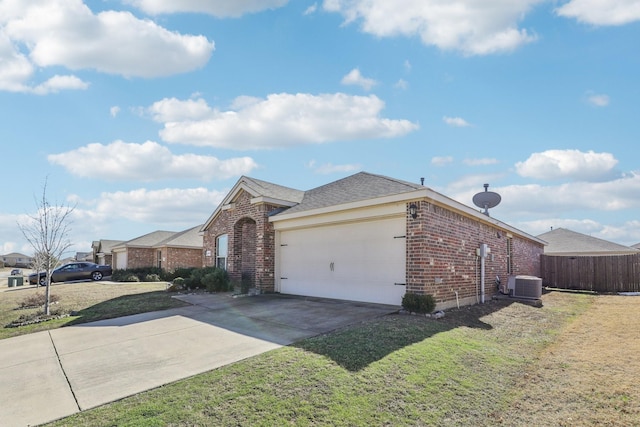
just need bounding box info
[1,0,639,257]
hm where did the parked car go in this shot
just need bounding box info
[28,262,113,286]
[10,269,22,276]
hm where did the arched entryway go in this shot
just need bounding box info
[232,217,257,290]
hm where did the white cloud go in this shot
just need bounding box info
[556,0,640,25]
[125,0,289,17]
[463,158,499,166]
[304,3,318,15]
[148,97,212,122]
[515,149,619,181]
[504,175,640,213]
[323,0,542,55]
[307,161,362,174]
[156,93,418,150]
[431,156,454,166]
[586,93,610,107]
[341,68,378,91]
[32,74,89,95]
[110,106,121,118]
[447,172,640,225]
[443,116,471,127]
[394,79,408,90]
[47,140,257,181]
[0,31,34,92]
[76,187,228,227]
[0,0,214,92]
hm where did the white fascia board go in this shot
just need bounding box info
[271,190,425,224]
[250,196,298,207]
[271,187,545,245]
[425,189,546,245]
[272,202,406,231]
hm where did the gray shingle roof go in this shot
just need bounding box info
[157,225,203,248]
[118,230,178,248]
[239,176,305,204]
[537,228,639,255]
[281,172,423,214]
[95,240,124,253]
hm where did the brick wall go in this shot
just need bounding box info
[163,247,203,271]
[406,200,543,307]
[126,247,156,270]
[202,190,278,292]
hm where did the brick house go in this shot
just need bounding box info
[201,172,545,309]
[111,225,203,272]
[91,240,124,265]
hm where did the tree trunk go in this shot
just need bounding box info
[44,271,52,315]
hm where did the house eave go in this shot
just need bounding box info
[251,196,298,207]
[271,187,546,246]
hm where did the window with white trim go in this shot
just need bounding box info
[216,234,228,270]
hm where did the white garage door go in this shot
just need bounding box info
[279,217,406,305]
[115,251,127,270]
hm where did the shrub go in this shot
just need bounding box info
[121,274,140,282]
[112,267,169,282]
[19,293,60,309]
[167,277,186,292]
[167,267,196,281]
[203,269,231,292]
[189,266,218,289]
[402,293,436,314]
[144,274,161,282]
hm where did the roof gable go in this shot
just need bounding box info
[113,230,178,249]
[156,225,203,248]
[94,239,125,253]
[202,176,304,231]
[537,228,639,255]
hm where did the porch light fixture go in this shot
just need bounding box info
[409,203,418,219]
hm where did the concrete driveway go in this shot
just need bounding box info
[0,293,398,427]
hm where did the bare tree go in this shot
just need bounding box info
[18,180,75,315]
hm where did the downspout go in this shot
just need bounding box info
[479,244,490,304]
[480,249,486,304]
[475,255,480,304]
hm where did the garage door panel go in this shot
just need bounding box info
[279,217,406,305]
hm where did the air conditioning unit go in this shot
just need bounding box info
[510,275,542,300]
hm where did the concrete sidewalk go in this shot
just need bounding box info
[0,293,397,426]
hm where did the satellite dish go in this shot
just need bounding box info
[473,184,501,216]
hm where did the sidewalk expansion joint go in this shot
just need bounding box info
[48,330,81,412]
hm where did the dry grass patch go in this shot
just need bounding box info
[502,294,640,426]
[0,281,188,339]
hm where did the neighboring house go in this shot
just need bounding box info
[111,226,203,271]
[632,243,640,250]
[154,225,204,272]
[0,253,34,268]
[75,252,93,262]
[201,172,545,309]
[537,228,640,256]
[91,239,124,265]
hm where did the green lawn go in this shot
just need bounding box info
[45,292,594,427]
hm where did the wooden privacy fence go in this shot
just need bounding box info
[540,254,640,293]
